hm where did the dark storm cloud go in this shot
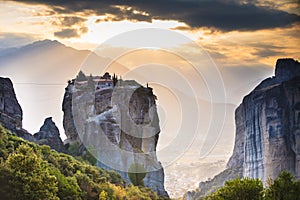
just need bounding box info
[12,0,300,31]
[54,28,79,38]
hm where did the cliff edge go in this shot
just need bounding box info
[185,58,300,199]
[227,58,300,181]
[0,77,36,142]
[62,73,169,197]
[0,77,65,151]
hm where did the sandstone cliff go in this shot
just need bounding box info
[185,58,300,199]
[62,75,169,197]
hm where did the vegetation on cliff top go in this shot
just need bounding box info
[0,125,163,200]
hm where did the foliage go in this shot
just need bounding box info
[128,163,147,186]
[0,125,162,199]
[190,167,243,198]
[265,171,300,200]
[0,143,58,200]
[205,177,263,200]
[87,74,95,90]
[125,185,158,200]
[99,190,108,200]
[204,171,300,200]
[68,141,80,156]
[82,147,97,166]
[76,70,88,81]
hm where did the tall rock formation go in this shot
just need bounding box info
[34,117,65,152]
[0,77,35,142]
[62,74,169,197]
[185,58,300,199]
[228,58,300,181]
[0,77,65,150]
[0,77,22,132]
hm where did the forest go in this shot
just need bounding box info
[0,125,162,200]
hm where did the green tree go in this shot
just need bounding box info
[0,125,159,200]
[76,70,88,81]
[82,146,97,165]
[128,163,147,186]
[205,177,263,200]
[0,144,58,200]
[0,125,8,159]
[49,166,82,200]
[87,74,95,90]
[265,171,300,200]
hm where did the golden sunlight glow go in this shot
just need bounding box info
[0,1,55,37]
[1,0,299,67]
[80,18,194,49]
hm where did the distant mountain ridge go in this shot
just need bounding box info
[0,40,65,58]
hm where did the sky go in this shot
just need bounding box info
[0,0,299,67]
[0,0,300,197]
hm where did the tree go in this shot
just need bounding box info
[205,177,263,200]
[87,74,95,90]
[76,70,88,81]
[128,163,146,186]
[265,171,300,200]
[49,166,82,200]
[0,144,58,200]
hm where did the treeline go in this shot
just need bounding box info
[0,125,161,200]
[203,171,300,200]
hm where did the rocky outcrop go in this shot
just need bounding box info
[0,77,66,149]
[0,77,35,142]
[228,58,300,181]
[34,117,65,152]
[0,77,22,132]
[185,58,300,199]
[62,75,169,197]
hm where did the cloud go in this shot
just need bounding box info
[252,48,283,57]
[54,28,79,38]
[11,0,300,31]
[50,16,88,38]
[58,16,86,27]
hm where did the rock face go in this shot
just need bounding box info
[62,75,169,197]
[0,77,35,142]
[185,58,300,199]
[228,58,300,181]
[0,77,65,149]
[34,117,65,152]
[0,77,22,132]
